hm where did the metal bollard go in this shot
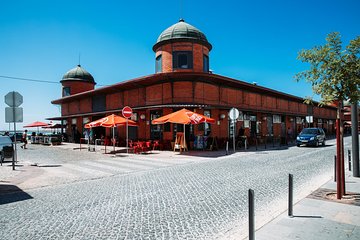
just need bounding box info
[288,174,293,217]
[249,189,255,240]
[226,141,229,155]
[264,136,267,149]
[348,149,351,171]
[334,155,336,182]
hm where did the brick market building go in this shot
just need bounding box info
[50,19,337,147]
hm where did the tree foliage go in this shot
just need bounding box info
[295,32,360,106]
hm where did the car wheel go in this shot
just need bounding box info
[315,140,319,147]
[322,140,326,146]
[297,144,300,147]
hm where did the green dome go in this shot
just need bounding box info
[61,65,95,84]
[153,19,212,51]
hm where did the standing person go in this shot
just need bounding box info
[287,127,293,145]
[21,130,28,149]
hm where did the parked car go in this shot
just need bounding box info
[296,128,326,147]
[0,135,14,161]
[9,132,23,143]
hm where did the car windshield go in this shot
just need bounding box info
[0,136,12,144]
[301,129,318,135]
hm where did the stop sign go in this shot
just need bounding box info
[122,106,133,118]
[5,91,23,107]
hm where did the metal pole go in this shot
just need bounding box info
[126,119,129,154]
[288,174,293,217]
[334,155,337,182]
[226,141,228,155]
[113,127,115,153]
[351,102,359,177]
[12,91,17,170]
[348,149,351,171]
[233,119,236,153]
[248,189,255,240]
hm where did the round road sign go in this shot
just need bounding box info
[122,106,133,118]
[229,108,239,120]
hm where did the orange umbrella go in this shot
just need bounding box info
[152,108,215,151]
[84,114,138,153]
[152,108,215,125]
[84,114,137,128]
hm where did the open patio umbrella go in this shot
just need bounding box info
[23,121,51,133]
[151,108,215,151]
[84,114,137,152]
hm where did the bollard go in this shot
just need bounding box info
[288,174,293,217]
[348,149,351,171]
[249,189,255,240]
[226,141,229,155]
[264,136,267,149]
[334,155,337,182]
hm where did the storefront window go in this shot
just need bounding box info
[204,110,211,136]
[150,110,163,140]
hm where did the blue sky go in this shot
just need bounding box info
[0,0,359,131]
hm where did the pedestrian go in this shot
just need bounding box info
[287,127,293,144]
[21,130,28,149]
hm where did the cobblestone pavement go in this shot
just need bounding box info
[0,137,351,240]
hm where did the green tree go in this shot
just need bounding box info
[295,32,360,199]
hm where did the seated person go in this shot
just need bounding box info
[237,127,247,148]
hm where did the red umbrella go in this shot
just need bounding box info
[24,121,51,133]
[23,121,51,128]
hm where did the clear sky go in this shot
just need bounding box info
[1,0,359,131]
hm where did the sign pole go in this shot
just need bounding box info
[122,106,133,154]
[12,92,17,170]
[126,119,128,154]
[233,118,236,153]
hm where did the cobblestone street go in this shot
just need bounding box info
[0,137,349,240]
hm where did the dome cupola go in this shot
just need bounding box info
[60,65,96,97]
[153,19,212,74]
[61,64,95,84]
[153,19,212,51]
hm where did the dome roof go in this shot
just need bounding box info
[61,65,95,84]
[153,19,212,51]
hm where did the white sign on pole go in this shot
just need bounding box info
[306,116,313,123]
[229,108,240,120]
[5,91,23,107]
[229,108,239,153]
[5,107,23,122]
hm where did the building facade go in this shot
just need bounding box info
[50,19,337,147]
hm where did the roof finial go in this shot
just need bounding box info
[179,0,183,22]
[78,52,81,67]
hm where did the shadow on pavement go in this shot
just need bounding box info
[0,184,33,205]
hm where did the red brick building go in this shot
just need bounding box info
[50,19,337,147]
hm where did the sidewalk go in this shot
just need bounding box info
[256,173,360,240]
